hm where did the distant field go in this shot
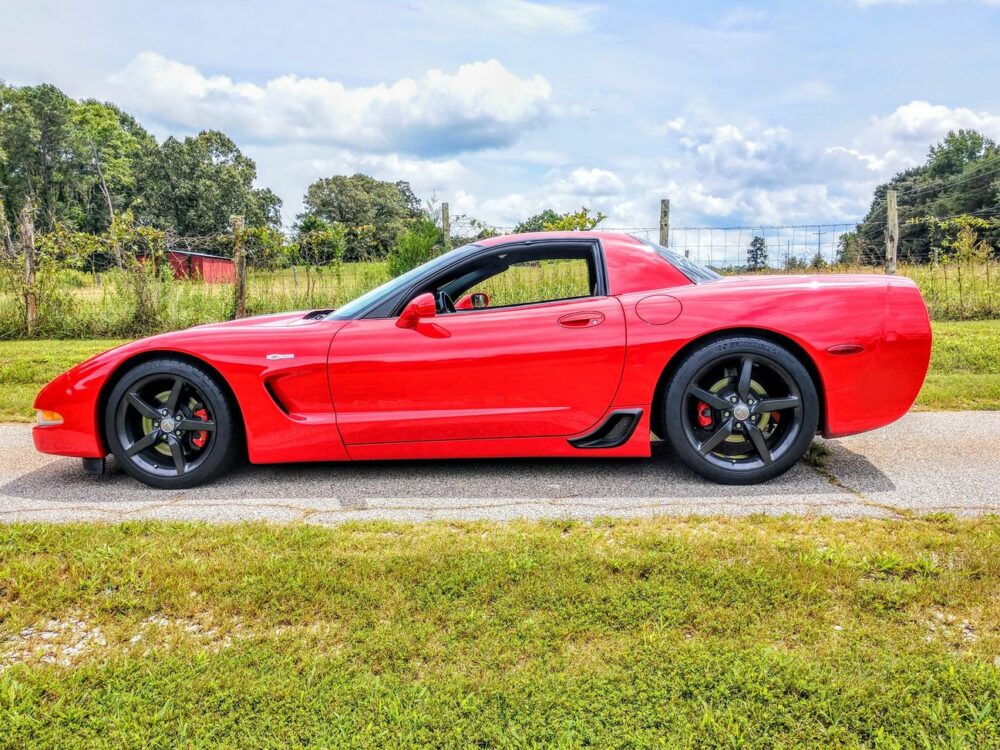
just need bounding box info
[2,321,996,423]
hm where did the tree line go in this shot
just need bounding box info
[839,130,1000,264]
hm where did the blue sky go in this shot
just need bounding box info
[3,0,999,230]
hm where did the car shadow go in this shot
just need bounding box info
[1,439,894,505]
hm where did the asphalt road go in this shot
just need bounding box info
[1,412,997,524]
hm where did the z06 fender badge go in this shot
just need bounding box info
[266,353,295,360]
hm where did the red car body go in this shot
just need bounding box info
[33,232,932,467]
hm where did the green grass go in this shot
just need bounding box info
[1,321,998,422]
[0,339,125,422]
[1,518,998,748]
[916,320,1000,411]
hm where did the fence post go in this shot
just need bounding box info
[885,189,898,275]
[659,198,671,249]
[232,214,247,318]
[441,202,451,250]
[20,202,37,336]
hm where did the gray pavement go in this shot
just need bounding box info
[0,412,997,523]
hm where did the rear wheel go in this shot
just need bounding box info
[104,359,240,489]
[663,337,819,484]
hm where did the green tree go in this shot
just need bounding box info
[299,174,420,260]
[515,209,560,233]
[855,130,1000,262]
[746,235,767,271]
[71,100,157,234]
[0,83,83,233]
[137,130,281,238]
[542,206,606,231]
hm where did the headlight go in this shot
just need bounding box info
[36,409,63,426]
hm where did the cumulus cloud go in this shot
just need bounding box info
[867,100,1000,144]
[109,52,552,156]
[553,167,625,195]
[827,100,1000,175]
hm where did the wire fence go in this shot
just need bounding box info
[4,208,1000,340]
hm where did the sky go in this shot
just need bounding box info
[3,0,1000,231]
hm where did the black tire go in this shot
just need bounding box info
[104,358,240,489]
[662,336,819,484]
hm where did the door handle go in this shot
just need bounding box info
[558,312,605,328]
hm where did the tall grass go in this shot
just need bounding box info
[739,259,1000,321]
[2,257,997,339]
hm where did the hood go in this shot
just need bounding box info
[188,309,337,331]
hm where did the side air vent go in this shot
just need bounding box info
[264,381,290,415]
[568,409,643,449]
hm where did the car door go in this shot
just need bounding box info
[328,295,627,444]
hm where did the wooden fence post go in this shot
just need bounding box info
[232,215,247,318]
[659,199,671,250]
[441,202,451,250]
[885,189,898,275]
[20,202,37,336]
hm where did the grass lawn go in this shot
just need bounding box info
[1,320,998,423]
[0,517,998,748]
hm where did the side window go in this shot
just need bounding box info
[474,257,592,308]
[430,245,599,314]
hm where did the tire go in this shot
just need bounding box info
[662,336,819,484]
[104,358,241,489]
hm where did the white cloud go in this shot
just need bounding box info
[554,167,624,195]
[109,52,552,156]
[486,0,601,33]
[867,100,1000,143]
[827,100,1000,175]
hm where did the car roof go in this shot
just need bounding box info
[476,231,632,247]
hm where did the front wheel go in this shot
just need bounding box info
[104,359,240,489]
[662,337,819,484]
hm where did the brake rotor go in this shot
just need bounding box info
[140,392,207,457]
[700,374,774,460]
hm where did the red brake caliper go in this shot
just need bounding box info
[191,408,209,448]
[696,401,713,428]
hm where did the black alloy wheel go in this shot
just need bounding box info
[104,359,240,489]
[663,336,819,484]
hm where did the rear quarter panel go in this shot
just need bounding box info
[615,275,931,438]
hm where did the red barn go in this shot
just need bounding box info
[164,250,236,283]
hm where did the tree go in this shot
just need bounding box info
[299,174,420,260]
[515,209,560,233]
[855,129,1000,262]
[0,83,83,233]
[746,235,767,271]
[72,100,157,234]
[0,82,277,243]
[542,206,606,231]
[137,130,281,238]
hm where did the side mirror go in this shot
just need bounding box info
[455,292,491,310]
[397,292,437,328]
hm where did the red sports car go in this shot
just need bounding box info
[33,232,931,489]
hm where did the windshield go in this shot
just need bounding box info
[633,235,721,283]
[329,243,483,319]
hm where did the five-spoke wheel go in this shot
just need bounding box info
[663,337,819,484]
[104,359,240,489]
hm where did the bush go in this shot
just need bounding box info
[386,218,441,277]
